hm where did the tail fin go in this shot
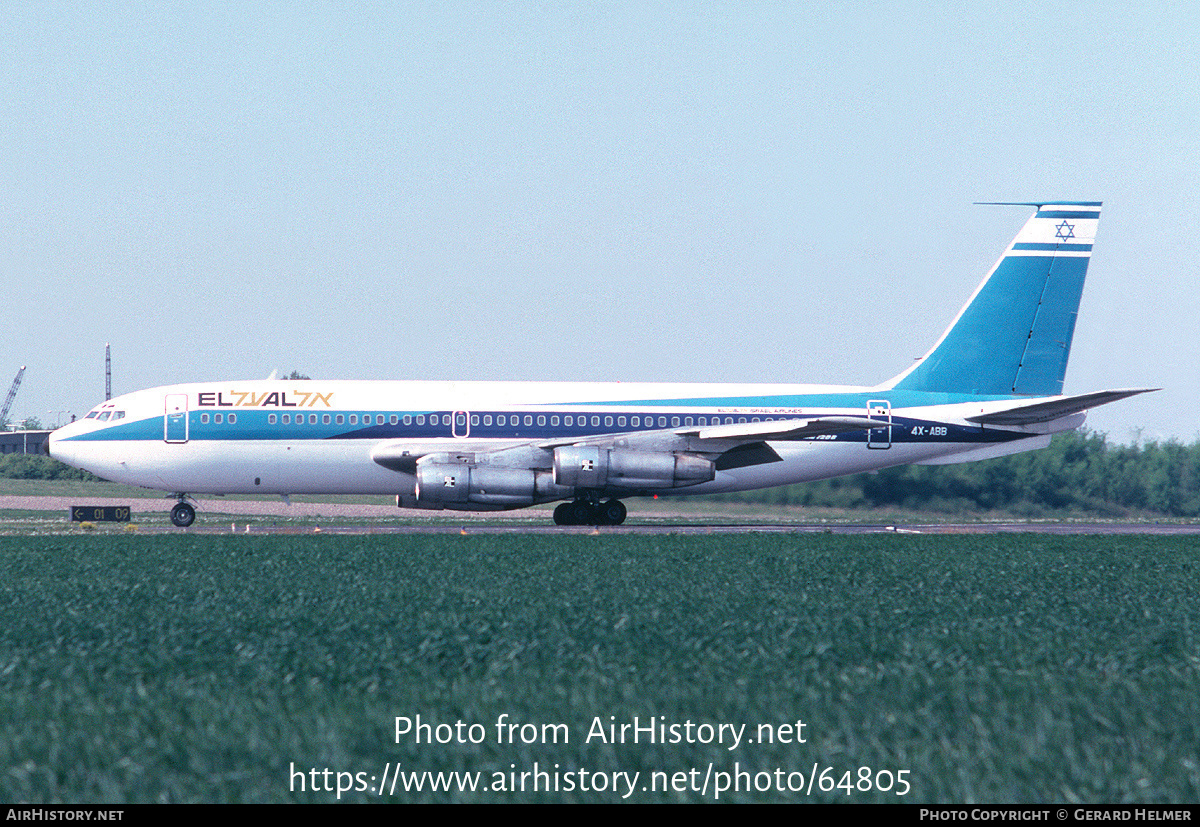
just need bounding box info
[888,202,1101,397]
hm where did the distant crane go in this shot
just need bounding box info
[1,366,25,430]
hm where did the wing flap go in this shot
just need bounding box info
[715,442,784,470]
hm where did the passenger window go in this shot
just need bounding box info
[498,415,506,425]
[390,415,399,425]
[336,415,344,424]
[524,415,533,426]
[591,416,599,427]
[229,414,237,424]
[631,416,639,427]
[551,415,559,426]
[201,414,210,424]
[671,416,680,427]
[658,416,667,427]
[268,414,277,424]
[604,416,612,427]
[564,415,572,426]
[416,415,424,425]
[484,415,492,425]
[215,413,223,424]
[537,415,545,426]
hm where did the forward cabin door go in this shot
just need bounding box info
[164,394,189,443]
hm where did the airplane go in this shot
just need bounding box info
[49,202,1153,527]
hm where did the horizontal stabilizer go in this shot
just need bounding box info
[965,388,1158,426]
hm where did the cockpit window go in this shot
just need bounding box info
[112,411,125,420]
[85,411,98,419]
[98,412,111,422]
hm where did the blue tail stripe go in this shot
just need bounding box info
[1013,242,1093,252]
[1035,210,1101,219]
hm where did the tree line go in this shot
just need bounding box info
[709,430,1200,517]
[0,454,98,481]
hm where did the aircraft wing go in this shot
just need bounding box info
[534,415,883,450]
[964,388,1158,426]
[681,416,885,441]
[531,415,887,471]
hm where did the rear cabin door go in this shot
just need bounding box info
[867,399,891,449]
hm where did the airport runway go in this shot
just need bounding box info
[4,495,1199,535]
[140,523,1200,536]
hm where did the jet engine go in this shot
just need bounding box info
[552,446,714,489]
[415,462,569,507]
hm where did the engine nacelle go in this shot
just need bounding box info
[415,462,569,506]
[553,447,714,490]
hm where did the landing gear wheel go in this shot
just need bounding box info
[553,502,573,526]
[598,499,627,526]
[170,502,196,528]
[568,501,595,526]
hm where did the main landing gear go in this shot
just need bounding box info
[170,497,196,528]
[553,497,627,526]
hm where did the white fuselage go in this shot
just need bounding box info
[49,378,1065,505]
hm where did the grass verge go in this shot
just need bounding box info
[1,533,1197,802]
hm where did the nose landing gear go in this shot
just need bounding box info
[170,498,196,528]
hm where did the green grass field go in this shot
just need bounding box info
[1,533,1197,803]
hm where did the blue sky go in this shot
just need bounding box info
[3,2,1196,441]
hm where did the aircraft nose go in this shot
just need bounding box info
[45,428,69,464]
